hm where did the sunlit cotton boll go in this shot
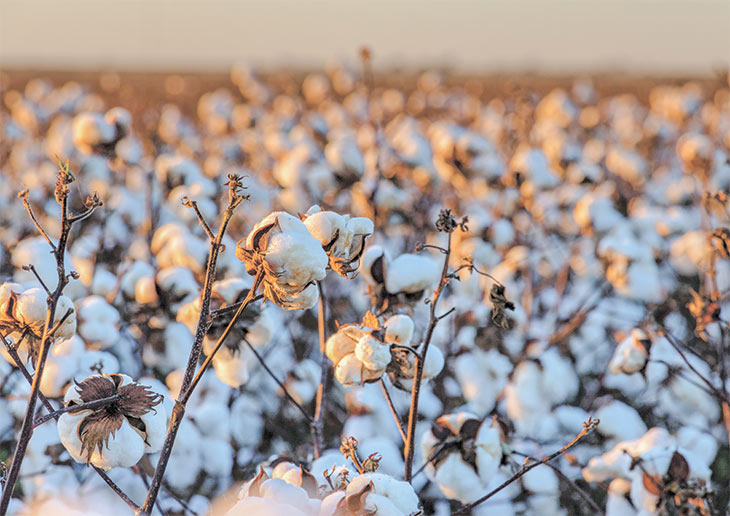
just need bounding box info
[608,328,649,375]
[384,253,440,299]
[320,472,420,516]
[57,374,166,470]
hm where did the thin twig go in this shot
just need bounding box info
[19,187,56,252]
[453,418,600,514]
[182,196,215,241]
[47,308,74,339]
[21,265,51,296]
[32,394,122,428]
[379,378,407,443]
[512,450,604,515]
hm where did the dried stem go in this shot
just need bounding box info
[182,196,215,241]
[139,175,247,515]
[19,187,56,252]
[512,450,604,515]
[380,378,407,443]
[243,335,314,423]
[32,394,122,428]
[21,264,51,296]
[0,167,96,514]
[312,280,329,458]
[1,332,139,512]
[453,418,600,514]
[403,230,453,482]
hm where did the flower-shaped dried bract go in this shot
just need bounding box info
[58,373,166,469]
[236,212,328,310]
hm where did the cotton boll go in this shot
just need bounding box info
[14,287,48,331]
[200,437,234,477]
[212,348,251,388]
[609,329,649,375]
[119,261,156,299]
[422,344,445,379]
[383,314,414,346]
[360,245,390,286]
[385,254,439,296]
[454,349,513,414]
[669,230,713,276]
[72,112,115,153]
[595,400,648,442]
[230,395,264,448]
[355,334,392,371]
[433,453,484,503]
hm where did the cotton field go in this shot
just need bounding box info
[0,66,729,516]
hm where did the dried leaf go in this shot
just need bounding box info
[361,311,380,330]
[667,451,690,482]
[642,472,662,496]
[489,284,515,329]
[118,382,163,418]
[247,467,269,497]
[370,255,386,285]
[77,409,124,462]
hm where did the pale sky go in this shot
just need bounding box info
[1,0,728,74]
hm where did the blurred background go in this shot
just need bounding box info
[1,0,729,74]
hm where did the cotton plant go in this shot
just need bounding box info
[57,373,166,470]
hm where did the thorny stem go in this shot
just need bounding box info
[1,333,139,512]
[0,170,90,515]
[32,394,122,428]
[453,418,600,514]
[380,378,407,443]
[312,281,329,458]
[403,230,453,482]
[139,176,246,515]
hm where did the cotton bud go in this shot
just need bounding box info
[420,413,503,503]
[57,374,165,470]
[609,329,650,375]
[236,212,328,310]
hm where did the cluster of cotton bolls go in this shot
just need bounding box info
[1,66,729,516]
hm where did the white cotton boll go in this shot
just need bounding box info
[230,395,264,448]
[334,353,367,386]
[595,400,647,442]
[539,348,579,404]
[283,283,321,311]
[264,232,328,287]
[433,453,483,503]
[303,210,346,250]
[200,437,234,477]
[259,477,311,508]
[212,349,250,388]
[383,315,414,345]
[77,295,120,346]
[355,334,392,371]
[58,411,146,469]
[360,245,389,286]
[72,112,115,153]
[422,344,445,379]
[522,465,559,494]
[120,261,156,298]
[192,400,231,441]
[90,268,116,298]
[226,498,308,516]
[319,491,345,516]
[40,352,79,398]
[53,295,77,339]
[14,287,48,328]
[669,231,713,276]
[676,426,718,466]
[347,473,420,515]
[454,349,513,414]
[156,267,199,303]
[609,329,649,375]
[134,275,158,305]
[326,329,360,366]
[74,350,120,381]
[491,219,515,247]
[157,418,203,491]
[385,254,439,295]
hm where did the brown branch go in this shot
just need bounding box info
[19,187,56,252]
[139,175,247,515]
[403,229,453,482]
[312,280,329,458]
[21,264,51,296]
[32,394,122,428]
[379,378,407,443]
[453,418,600,514]
[182,196,215,241]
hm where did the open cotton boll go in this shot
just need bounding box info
[454,348,513,414]
[58,374,165,470]
[385,254,439,295]
[13,287,48,330]
[355,335,392,371]
[265,232,328,287]
[77,295,120,348]
[595,400,648,442]
[383,314,414,345]
[303,210,346,250]
[609,329,649,375]
[343,472,420,515]
[325,328,362,365]
[360,245,390,286]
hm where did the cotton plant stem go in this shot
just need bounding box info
[312,281,329,458]
[403,231,452,482]
[1,333,139,512]
[0,178,78,515]
[139,179,247,514]
[380,378,407,443]
[453,418,600,514]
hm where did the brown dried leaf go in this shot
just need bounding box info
[361,311,380,330]
[117,382,163,418]
[667,451,690,482]
[247,467,269,497]
[74,375,116,404]
[77,409,124,462]
[489,284,515,329]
